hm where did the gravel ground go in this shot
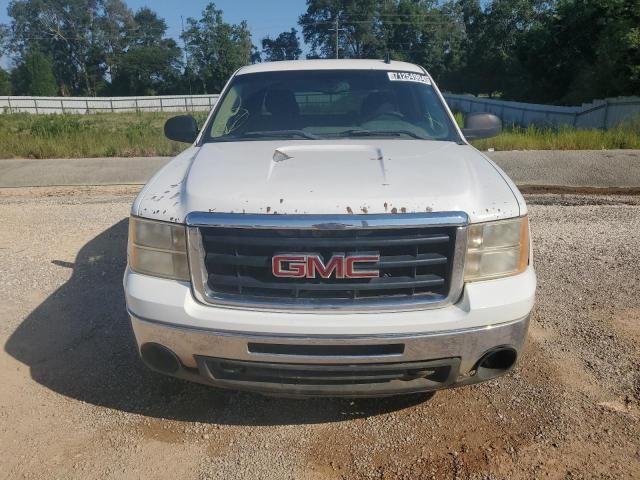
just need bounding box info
[0,186,639,480]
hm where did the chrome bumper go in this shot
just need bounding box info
[130,313,530,397]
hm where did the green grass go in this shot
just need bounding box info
[472,122,640,150]
[453,111,465,128]
[0,111,638,159]
[454,111,640,150]
[0,111,209,159]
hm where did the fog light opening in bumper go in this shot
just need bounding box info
[474,346,517,380]
[140,343,181,375]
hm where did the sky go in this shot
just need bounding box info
[0,0,308,69]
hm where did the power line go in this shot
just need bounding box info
[300,20,455,26]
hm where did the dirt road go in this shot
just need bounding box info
[1,186,639,479]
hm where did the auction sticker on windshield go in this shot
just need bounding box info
[387,71,431,84]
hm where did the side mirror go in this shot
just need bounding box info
[461,113,502,140]
[164,115,198,143]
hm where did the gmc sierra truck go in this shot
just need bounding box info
[124,59,536,397]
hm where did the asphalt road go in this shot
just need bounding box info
[1,150,639,189]
[1,186,639,479]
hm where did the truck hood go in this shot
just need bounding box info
[134,140,522,223]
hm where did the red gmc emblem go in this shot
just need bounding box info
[272,254,380,279]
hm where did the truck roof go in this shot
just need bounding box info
[236,59,426,76]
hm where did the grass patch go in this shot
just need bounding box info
[0,111,209,159]
[453,111,464,127]
[455,112,640,150]
[472,122,640,150]
[0,111,638,159]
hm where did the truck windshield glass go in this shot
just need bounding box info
[205,70,459,142]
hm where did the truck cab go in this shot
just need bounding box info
[124,59,535,397]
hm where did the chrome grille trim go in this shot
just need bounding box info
[187,212,469,313]
[186,212,469,230]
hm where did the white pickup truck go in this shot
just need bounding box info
[124,59,536,397]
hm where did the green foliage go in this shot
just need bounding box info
[7,0,107,95]
[6,0,183,96]
[298,0,639,104]
[29,115,87,137]
[181,2,253,93]
[300,0,378,59]
[131,7,167,45]
[378,0,466,80]
[0,68,11,95]
[98,0,137,88]
[453,112,464,128]
[11,50,57,95]
[472,119,640,151]
[298,0,530,88]
[0,24,9,56]
[444,0,549,96]
[299,0,466,79]
[108,8,183,95]
[1,0,638,103]
[0,112,199,158]
[261,29,302,62]
[110,44,182,95]
[510,0,640,104]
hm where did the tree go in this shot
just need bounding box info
[96,0,136,86]
[181,2,252,93]
[514,0,640,104]
[130,7,167,46]
[0,68,11,95]
[378,0,465,82]
[11,50,57,95]
[299,0,380,59]
[250,44,262,64]
[109,42,182,95]
[7,0,186,96]
[299,0,465,82]
[0,26,9,94]
[447,0,550,97]
[261,28,302,62]
[0,24,10,57]
[446,0,488,95]
[108,7,183,95]
[2,0,637,102]
[7,0,107,95]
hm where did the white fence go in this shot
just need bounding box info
[1,92,639,130]
[444,94,640,129]
[0,94,220,114]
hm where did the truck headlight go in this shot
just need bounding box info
[128,216,189,281]
[464,216,529,282]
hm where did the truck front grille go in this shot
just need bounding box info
[188,213,466,309]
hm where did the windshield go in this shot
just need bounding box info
[204,70,460,142]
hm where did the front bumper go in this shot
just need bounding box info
[125,265,535,397]
[130,313,530,397]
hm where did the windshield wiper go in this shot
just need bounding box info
[335,129,427,140]
[241,130,321,140]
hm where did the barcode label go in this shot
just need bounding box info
[387,71,431,84]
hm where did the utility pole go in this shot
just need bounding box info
[328,16,345,59]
